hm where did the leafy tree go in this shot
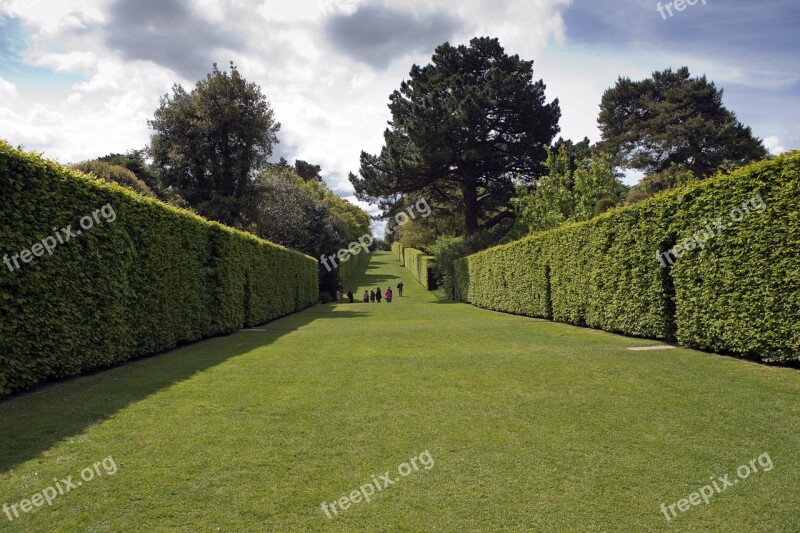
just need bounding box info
[248,164,373,298]
[301,179,371,245]
[514,147,573,232]
[294,160,322,181]
[552,136,592,175]
[514,146,623,233]
[250,170,339,259]
[149,62,280,227]
[350,37,561,236]
[572,152,623,221]
[394,219,439,251]
[598,67,767,178]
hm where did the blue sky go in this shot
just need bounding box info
[560,0,800,153]
[0,16,84,87]
[0,0,797,230]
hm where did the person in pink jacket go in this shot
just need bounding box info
[385,287,392,303]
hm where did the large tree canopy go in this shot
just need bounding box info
[350,37,561,235]
[598,67,767,178]
[149,62,280,227]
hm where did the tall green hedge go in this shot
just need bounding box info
[391,242,405,264]
[0,142,318,397]
[338,244,372,288]
[401,247,436,290]
[456,152,800,364]
[669,156,800,362]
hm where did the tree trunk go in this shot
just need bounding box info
[462,184,479,235]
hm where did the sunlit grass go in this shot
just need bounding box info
[1,252,798,531]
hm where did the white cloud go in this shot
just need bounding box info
[764,136,786,155]
[31,51,99,73]
[2,0,106,35]
[0,77,18,97]
[1,0,796,237]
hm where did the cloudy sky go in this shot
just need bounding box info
[1,0,798,233]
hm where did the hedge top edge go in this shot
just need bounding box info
[470,151,799,259]
[0,140,317,263]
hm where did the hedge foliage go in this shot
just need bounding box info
[669,155,800,362]
[338,244,372,288]
[456,152,800,363]
[392,242,405,265]
[0,142,318,397]
[400,246,436,290]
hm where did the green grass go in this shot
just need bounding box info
[1,251,798,531]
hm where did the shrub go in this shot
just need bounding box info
[0,142,318,397]
[456,152,800,364]
[72,160,156,198]
[594,198,617,216]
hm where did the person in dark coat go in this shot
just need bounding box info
[347,289,354,303]
[370,290,376,302]
[375,287,382,303]
[397,281,404,297]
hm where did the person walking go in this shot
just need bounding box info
[363,290,369,303]
[370,290,375,303]
[336,290,342,302]
[385,287,392,303]
[397,281,404,297]
[375,287,382,303]
[347,289,354,303]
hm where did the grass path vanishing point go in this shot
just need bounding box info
[1,252,798,531]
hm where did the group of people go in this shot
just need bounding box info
[337,281,404,304]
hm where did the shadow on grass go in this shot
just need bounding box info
[345,273,402,290]
[0,304,367,473]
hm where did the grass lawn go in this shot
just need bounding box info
[1,251,798,531]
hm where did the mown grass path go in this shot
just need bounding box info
[1,252,798,531]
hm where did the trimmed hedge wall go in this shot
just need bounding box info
[338,244,372,288]
[401,247,436,290]
[0,142,318,397]
[669,155,800,362]
[392,242,405,265]
[456,152,800,364]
